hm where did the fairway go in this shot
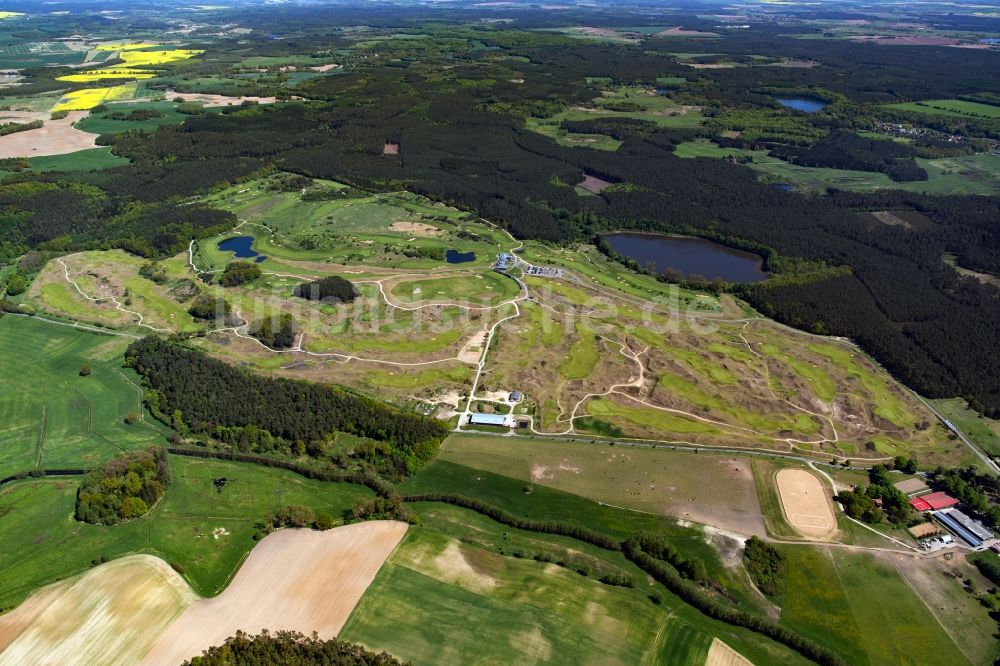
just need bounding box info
[0,316,169,479]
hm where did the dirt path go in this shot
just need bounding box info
[141,522,407,665]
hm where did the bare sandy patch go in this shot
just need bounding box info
[142,522,407,665]
[0,111,97,158]
[310,63,340,72]
[166,92,278,107]
[775,469,836,538]
[388,220,441,236]
[0,555,195,666]
[705,638,754,666]
[383,142,400,155]
[578,174,612,194]
[687,63,736,69]
[656,27,721,37]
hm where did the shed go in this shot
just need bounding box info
[468,413,507,427]
[509,391,523,402]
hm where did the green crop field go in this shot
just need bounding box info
[884,99,1000,119]
[674,140,1000,195]
[76,101,220,135]
[0,316,169,479]
[778,546,969,666]
[340,528,670,665]
[0,456,373,608]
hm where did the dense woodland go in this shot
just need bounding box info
[75,447,170,525]
[126,337,448,476]
[184,631,405,666]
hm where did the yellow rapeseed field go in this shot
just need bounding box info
[51,83,138,112]
[56,70,158,83]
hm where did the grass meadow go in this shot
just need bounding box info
[0,316,169,479]
[0,456,373,609]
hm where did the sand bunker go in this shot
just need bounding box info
[0,555,195,666]
[775,469,837,538]
[0,111,97,158]
[141,521,407,665]
[705,638,754,666]
[389,220,440,236]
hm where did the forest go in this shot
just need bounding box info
[184,630,404,666]
[126,337,448,475]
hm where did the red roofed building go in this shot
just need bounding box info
[910,491,959,512]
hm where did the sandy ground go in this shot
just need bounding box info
[141,521,407,665]
[388,220,440,236]
[775,469,836,538]
[383,142,400,155]
[167,92,278,107]
[0,111,97,158]
[578,174,612,194]
[0,555,196,666]
[705,638,754,666]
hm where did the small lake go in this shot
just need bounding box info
[446,249,476,264]
[777,97,827,113]
[773,182,795,192]
[218,236,267,263]
[604,233,766,283]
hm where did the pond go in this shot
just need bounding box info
[603,233,766,283]
[446,249,476,264]
[217,236,267,263]
[776,97,827,113]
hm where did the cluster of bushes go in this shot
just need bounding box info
[249,313,297,349]
[742,536,785,597]
[139,261,168,284]
[254,504,337,539]
[188,293,232,321]
[0,119,43,136]
[75,447,170,525]
[838,464,913,526]
[506,549,634,587]
[106,108,164,121]
[623,537,847,666]
[401,492,621,551]
[184,630,405,666]
[292,275,358,303]
[219,261,262,287]
[630,532,708,584]
[349,496,415,524]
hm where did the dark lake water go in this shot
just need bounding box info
[604,233,766,283]
[777,97,827,113]
[446,249,476,264]
[773,182,795,192]
[218,236,266,263]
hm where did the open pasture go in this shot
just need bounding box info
[674,140,1000,195]
[439,434,766,535]
[884,98,1000,119]
[778,546,970,666]
[0,316,168,479]
[143,522,407,665]
[0,457,374,609]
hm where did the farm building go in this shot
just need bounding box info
[468,413,508,427]
[509,390,523,402]
[933,508,994,548]
[894,478,930,496]
[909,491,959,512]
